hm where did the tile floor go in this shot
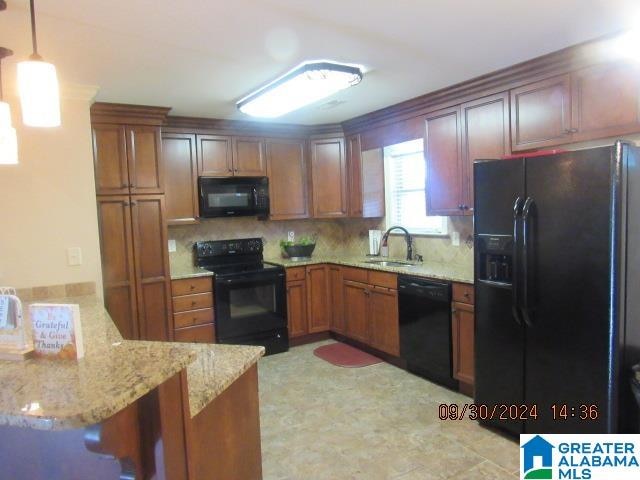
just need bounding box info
[258,340,520,479]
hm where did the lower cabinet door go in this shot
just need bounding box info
[329,266,345,334]
[369,287,400,356]
[306,265,330,333]
[343,280,369,343]
[174,323,215,343]
[286,280,308,338]
[452,302,475,385]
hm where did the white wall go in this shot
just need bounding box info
[0,86,103,291]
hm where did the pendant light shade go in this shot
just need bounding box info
[17,59,60,127]
[17,0,60,127]
[0,47,18,165]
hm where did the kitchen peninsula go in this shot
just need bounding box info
[0,293,264,480]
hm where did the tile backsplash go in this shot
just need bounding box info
[169,216,473,269]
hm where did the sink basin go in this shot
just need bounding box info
[363,260,414,268]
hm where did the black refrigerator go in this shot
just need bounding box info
[473,142,640,435]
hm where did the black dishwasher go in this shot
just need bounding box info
[399,275,458,389]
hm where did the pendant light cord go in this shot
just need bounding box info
[29,0,39,59]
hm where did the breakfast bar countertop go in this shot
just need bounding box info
[0,294,263,431]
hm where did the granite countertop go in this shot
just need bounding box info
[267,256,474,284]
[170,254,473,284]
[0,295,263,431]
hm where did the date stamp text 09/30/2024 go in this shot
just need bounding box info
[438,403,600,422]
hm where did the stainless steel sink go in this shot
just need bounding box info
[362,260,415,268]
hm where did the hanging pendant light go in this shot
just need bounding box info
[17,0,60,127]
[0,46,18,165]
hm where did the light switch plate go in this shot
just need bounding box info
[168,239,177,253]
[451,232,460,247]
[288,231,295,242]
[67,247,82,266]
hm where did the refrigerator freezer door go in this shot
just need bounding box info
[474,158,525,235]
[474,158,526,434]
[523,147,617,433]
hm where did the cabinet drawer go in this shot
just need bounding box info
[342,267,368,283]
[286,267,306,282]
[174,307,214,329]
[368,270,397,289]
[453,283,474,304]
[172,292,213,313]
[172,277,212,296]
[174,323,215,344]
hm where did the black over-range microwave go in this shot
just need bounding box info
[198,177,270,218]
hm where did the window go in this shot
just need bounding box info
[384,139,447,236]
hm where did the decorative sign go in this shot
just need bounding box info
[0,290,34,361]
[29,304,84,360]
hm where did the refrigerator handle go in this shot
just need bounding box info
[512,197,524,326]
[522,197,535,327]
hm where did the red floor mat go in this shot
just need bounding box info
[313,342,382,368]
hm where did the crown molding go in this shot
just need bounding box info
[91,102,171,125]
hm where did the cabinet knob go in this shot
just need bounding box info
[458,204,464,210]
[131,200,137,206]
[190,285,195,290]
[191,301,197,306]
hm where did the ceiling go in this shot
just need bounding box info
[0,0,638,124]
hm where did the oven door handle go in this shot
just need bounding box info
[218,272,284,285]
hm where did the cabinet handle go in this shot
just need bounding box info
[564,128,578,134]
[123,201,129,207]
[458,204,463,210]
[190,285,196,290]
[191,301,197,306]
[131,200,137,206]
[228,167,233,172]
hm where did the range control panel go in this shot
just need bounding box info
[195,238,263,259]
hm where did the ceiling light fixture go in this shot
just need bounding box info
[0,47,18,165]
[237,61,363,118]
[17,0,60,127]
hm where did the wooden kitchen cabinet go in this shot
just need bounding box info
[329,266,345,334]
[571,62,640,142]
[310,137,348,218]
[347,133,385,218]
[162,132,199,225]
[286,279,308,338]
[343,280,370,344]
[130,195,173,341]
[306,265,330,333]
[174,324,215,343]
[425,106,465,216]
[171,277,215,342]
[460,92,510,212]
[96,195,139,339]
[510,74,573,151]
[369,286,400,356]
[266,138,309,220]
[197,134,233,177]
[93,124,163,195]
[452,301,475,386]
[233,136,266,176]
[97,195,172,341]
[347,134,363,217]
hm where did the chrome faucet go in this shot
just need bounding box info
[381,226,413,261]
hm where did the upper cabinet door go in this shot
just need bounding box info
[425,106,465,216]
[310,137,348,218]
[361,148,385,218]
[460,92,510,213]
[197,134,233,177]
[162,133,199,225]
[233,136,266,176]
[93,124,130,195]
[571,62,640,142]
[266,138,309,220]
[347,134,363,217]
[126,126,164,194]
[510,74,572,151]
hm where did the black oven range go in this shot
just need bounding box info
[194,238,288,355]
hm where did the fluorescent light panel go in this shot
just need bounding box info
[237,61,362,118]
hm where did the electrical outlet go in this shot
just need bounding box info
[451,232,460,247]
[168,239,176,253]
[288,231,295,242]
[67,247,82,266]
